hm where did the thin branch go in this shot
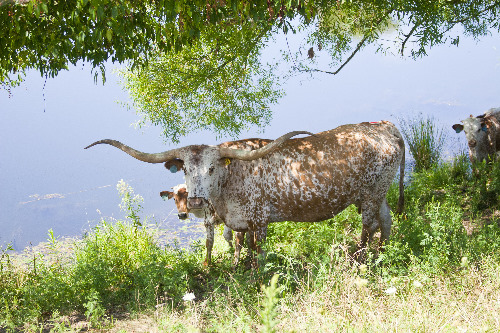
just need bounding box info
[304,33,371,75]
[400,21,421,56]
[299,11,392,76]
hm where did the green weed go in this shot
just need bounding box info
[399,113,446,171]
[260,274,283,333]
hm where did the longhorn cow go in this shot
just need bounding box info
[452,107,500,164]
[86,121,405,263]
[160,138,271,266]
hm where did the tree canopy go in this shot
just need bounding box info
[119,22,284,142]
[0,0,310,87]
[2,0,499,141]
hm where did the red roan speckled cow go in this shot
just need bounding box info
[452,107,500,164]
[85,121,405,264]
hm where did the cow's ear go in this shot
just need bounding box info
[452,124,464,133]
[164,159,184,173]
[160,191,174,200]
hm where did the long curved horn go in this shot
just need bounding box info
[220,131,314,161]
[85,139,182,163]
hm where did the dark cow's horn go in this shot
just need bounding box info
[219,131,314,161]
[85,139,182,163]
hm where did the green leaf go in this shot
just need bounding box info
[97,6,104,20]
[27,1,33,14]
[106,28,113,42]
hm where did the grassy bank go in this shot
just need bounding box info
[2,154,500,332]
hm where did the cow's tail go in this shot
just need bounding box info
[397,148,405,214]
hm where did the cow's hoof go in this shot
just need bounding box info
[353,247,367,263]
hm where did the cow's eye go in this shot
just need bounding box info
[209,166,215,175]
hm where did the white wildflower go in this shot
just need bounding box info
[182,292,196,302]
[412,280,423,288]
[461,256,469,267]
[384,287,397,295]
[354,277,369,290]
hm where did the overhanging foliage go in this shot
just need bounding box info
[2,0,499,141]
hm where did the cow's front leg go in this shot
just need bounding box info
[203,212,217,266]
[204,223,215,266]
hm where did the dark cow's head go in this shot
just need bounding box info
[85,131,312,214]
[453,114,489,163]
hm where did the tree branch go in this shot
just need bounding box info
[438,1,500,39]
[400,21,421,56]
[299,11,392,76]
[0,0,30,6]
[447,1,500,25]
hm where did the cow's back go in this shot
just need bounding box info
[218,121,404,227]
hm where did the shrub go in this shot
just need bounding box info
[399,113,446,172]
[71,219,200,312]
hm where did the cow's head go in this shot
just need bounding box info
[160,184,189,219]
[453,114,489,163]
[85,131,312,214]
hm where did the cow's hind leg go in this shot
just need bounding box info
[358,204,380,261]
[378,198,392,249]
[360,207,379,249]
[358,199,393,260]
[223,226,233,249]
[233,231,245,266]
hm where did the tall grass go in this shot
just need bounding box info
[399,113,446,171]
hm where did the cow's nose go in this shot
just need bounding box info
[188,197,206,209]
[178,212,188,220]
[468,140,477,148]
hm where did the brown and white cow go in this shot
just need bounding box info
[161,139,272,266]
[86,121,405,263]
[453,107,500,164]
[160,184,251,266]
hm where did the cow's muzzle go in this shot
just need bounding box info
[178,212,188,220]
[187,197,207,210]
[468,140,477,148]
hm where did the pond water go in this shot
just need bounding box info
[1,31,499,250]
